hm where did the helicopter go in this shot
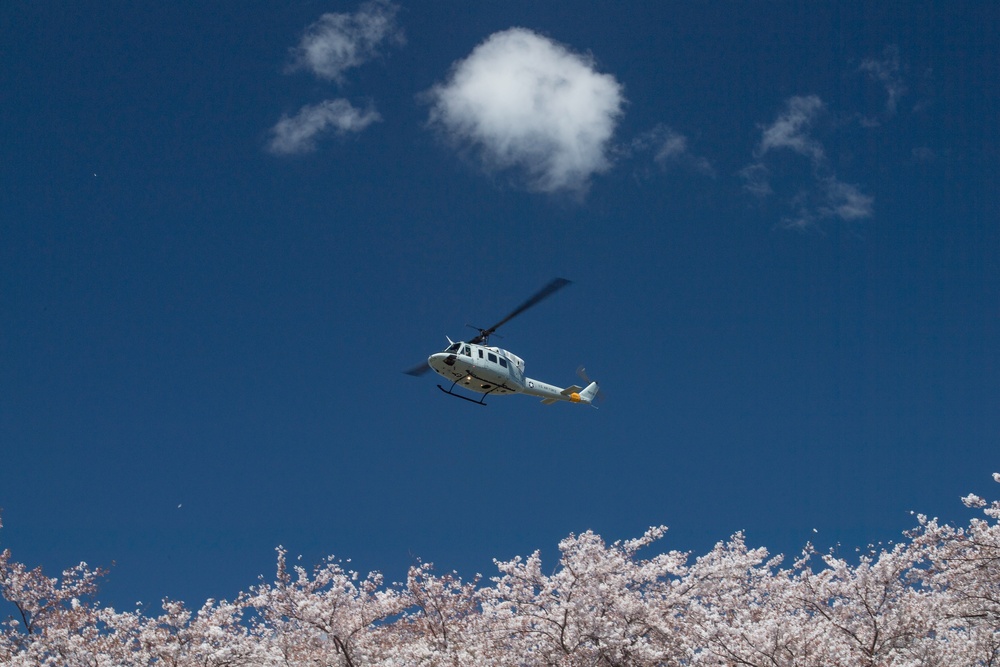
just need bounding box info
[405,278,600,407]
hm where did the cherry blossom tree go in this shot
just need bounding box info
[481,526,690,666]
[3,474,1000,666]
[247,546,410,666]
[0,520,112,666]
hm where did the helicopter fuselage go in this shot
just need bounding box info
[405,278,598,406]
[428,341,596,405]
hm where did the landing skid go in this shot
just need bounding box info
[437,380,496,406]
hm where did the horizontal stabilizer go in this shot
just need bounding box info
[540,398,558,405]
[560,385,583,397]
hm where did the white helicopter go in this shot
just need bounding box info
[405,278,600,407]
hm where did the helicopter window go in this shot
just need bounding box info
[446,343,461,353]
[462,345,471,356]
[487,352,497,363]
[478,349,483,358]
[498,357,508,368]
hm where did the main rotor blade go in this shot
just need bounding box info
[404,361,433,377]
[470,278,571,344]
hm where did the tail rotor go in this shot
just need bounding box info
[576,366,606,405]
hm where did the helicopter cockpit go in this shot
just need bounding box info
[444,342,472,356]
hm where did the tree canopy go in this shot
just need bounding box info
[3,476,1000,666]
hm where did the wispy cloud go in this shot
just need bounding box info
[267,99,381,155]
[628,125,714,176]
[654,130,689,164]
[288,0,403,83]
[659,136,713,176]
[267,1,401,155]
[819,177,873,221]
[910,146,936,163]
[737,163,772,198]
[427,28,624,194]
[756,94,826,164]
[743,95,873,228]
[859,45,906,123]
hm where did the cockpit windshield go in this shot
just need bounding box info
[445,343,461,353]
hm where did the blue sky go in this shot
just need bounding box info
[2,1,998,609]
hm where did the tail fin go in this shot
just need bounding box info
[580,381,600,403]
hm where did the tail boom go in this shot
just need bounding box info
[523,377,599,405]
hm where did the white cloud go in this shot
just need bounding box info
[745,95,874,228]
[267,99,381,155]
[265,3,399,155]
[757,95,826,165]
[819,177,874,221]
[427,28,624,194]
[652,129,688,164]
[289,0,403,83]
[660,137,714,177]
[775,178,873,230]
